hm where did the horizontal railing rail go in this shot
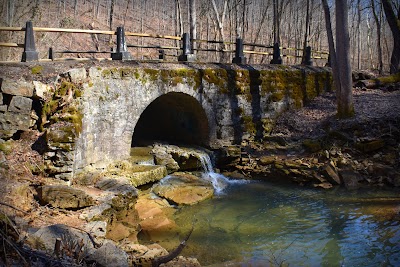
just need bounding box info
[0,21,329,65]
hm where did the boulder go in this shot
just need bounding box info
[152,144,210,173]
[152,173,214,205]
[1,79,34,97]
[39,185,94,209]
[339,170,361,190]
[32,224,95,253]
[86,241,128,267]
[152,148,180,173]
[355,139,385,153]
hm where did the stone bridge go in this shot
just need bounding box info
[0,62,332,179]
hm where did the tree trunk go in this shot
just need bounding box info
[357,0,361,69]
[109,0,115,31]
[74,0,78,17]
[301,0,310,64]
[335,0,354,118]
[382,0,400,74]
[371,0,383,74]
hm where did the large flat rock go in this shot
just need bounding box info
[152,172,214,205]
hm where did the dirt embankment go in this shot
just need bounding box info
[221,87,400,189]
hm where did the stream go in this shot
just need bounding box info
[139,147,400,266]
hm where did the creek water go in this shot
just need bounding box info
[152,181,400,266]
[140,149,400,266]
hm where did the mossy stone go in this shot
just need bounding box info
[31,65,43,75]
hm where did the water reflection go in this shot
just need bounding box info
[140,181,400,266]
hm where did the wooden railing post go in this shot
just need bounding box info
[302,46,313,66]
[111,26,132,60]
[159,49,165,60]
[48,47,54,60]
[270,43,282,64]
[178,33,196,62]
[232,38,247,64]
[21,21,38,62]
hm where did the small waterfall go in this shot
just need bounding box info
[152,144,248,194]
[197,152,229,194]
[196,150,248,194]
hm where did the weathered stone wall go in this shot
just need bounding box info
[0,62,332,179]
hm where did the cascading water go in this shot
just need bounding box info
[197,150,247,194]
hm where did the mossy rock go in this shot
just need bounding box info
[355,139,385,153]
[0,140,13,155]
[31,65,43,75]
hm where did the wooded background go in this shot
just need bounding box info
[0,0,398,72]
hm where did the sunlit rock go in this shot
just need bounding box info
[152,173,214,205]
[38,185,94,209]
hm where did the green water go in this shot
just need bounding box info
[143,181,400,266]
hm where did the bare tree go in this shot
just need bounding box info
[211,0,228,62]
[371,0,383,73]
[382,0,400,74]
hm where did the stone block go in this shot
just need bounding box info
[68,68,87,83]
[0,105,7,113]
[8,96,33,114]
[39,185,94,209]
[0,112,31,131]
[0,93,2,104]
[1,79,34,97]
[33,81,52,98]
[46,125,77,144]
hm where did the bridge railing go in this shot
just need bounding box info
[0,21,329,66]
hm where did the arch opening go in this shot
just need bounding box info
[131,92,209,147]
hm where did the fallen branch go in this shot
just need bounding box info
[151,224,195,267]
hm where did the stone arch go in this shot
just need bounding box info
[131,92,209,146]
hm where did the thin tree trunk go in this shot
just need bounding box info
[189,0,196,51]
[301,0,310,64]
[357,0,361,69]
[109,0,115,31]
[74,0,78,17]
